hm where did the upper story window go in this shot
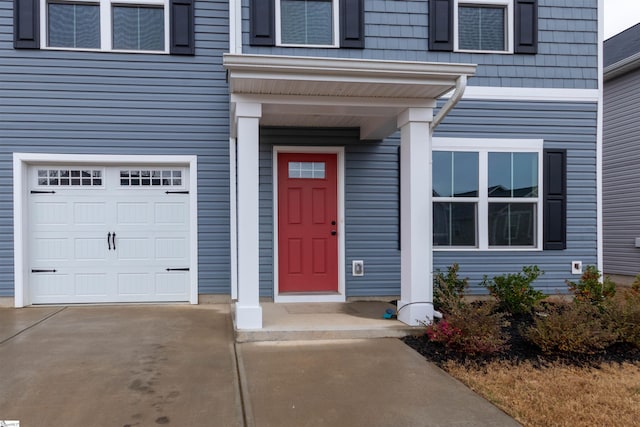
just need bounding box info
[42,0,169,52]
[276,0,338,47]
[249,0,364,49]
[455,0,513,53]
[429,0,537,55]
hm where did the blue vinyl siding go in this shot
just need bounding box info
[259,128,401,298]
[242,0,598,89]
[434,100,598,295]
[258,100,597,297]
[0,0,231,296]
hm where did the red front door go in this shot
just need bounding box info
[278,153,338,293]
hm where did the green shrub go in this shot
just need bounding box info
[607,288,640,348]
[566,265,616,308]
[523,302,618,354]
[481,266,545,315]
[426,300,510,355]
[631,274,640,292]
[433,263,468,315]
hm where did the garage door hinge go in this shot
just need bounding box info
[165,191,189,194]
[30,190,56,194]
[166,268,190,271]
[31,269,57,273]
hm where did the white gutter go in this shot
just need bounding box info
[431,75,467,130]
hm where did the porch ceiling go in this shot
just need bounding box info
[224,54,477,140]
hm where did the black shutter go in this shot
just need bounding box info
[340,0,364,48]
[250,0,275,46]
[429,0,453,51]
[543,149,566,250]
[514,0,537,54]
[170,0,195,55]
[14,0,39,49]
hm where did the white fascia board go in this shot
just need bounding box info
[223,54,477,80]
[444,86,600,102]
[231,94,437,109]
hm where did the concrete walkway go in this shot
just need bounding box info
[0,305,519,427]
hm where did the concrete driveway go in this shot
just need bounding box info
[0,305,243,426]
[0,305,519,427]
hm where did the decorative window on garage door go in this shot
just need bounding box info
[119,169,183,186]
[37,169,103,186]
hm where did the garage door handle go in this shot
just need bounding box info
[111,232,116,250]
[32,269,57,273]
[107,232,112,250]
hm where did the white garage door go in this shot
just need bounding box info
[28,165,191,304]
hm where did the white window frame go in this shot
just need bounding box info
[454,0,513,54]
[432,138,543,251]
[275,0,340,48]
[41,0,170,53]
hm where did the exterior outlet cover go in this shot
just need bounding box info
[352,260,364,276]
[571,261,582,275]
[635,238,640,248]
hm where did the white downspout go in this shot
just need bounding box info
[431,75,467,131]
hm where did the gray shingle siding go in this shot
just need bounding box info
[257,100,597,297]
[0,0,231,296]
[603,70,640,277]
[241,0,598,89]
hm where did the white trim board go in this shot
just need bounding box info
[272,146,346,303]
[597,0,604,273]
[13,153,199,307]
[442,86,600,102]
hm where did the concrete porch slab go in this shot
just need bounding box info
[235,301,424,342]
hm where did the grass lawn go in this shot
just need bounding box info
[442,359,640,427]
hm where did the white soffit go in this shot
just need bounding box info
[223,54,476,140]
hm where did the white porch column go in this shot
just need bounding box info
[235,102,263,329]
[397,107,434,326]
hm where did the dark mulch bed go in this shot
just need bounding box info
[402,313,640,369]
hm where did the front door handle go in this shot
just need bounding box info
[111,232,116,250]
[331,230,337,236]
[107,232,112,250]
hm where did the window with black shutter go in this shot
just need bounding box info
[250,0,364,48]
[429,0,537,54]
[15,0,195,54]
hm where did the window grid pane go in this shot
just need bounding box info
[48,2,100,48]
[113,6,165,51]
[120,169,182,186]
[434,202,477,247]
[288,162,326,179]
[433,151,478,197]
[488,203,536,247]
[37,169,103,186]
[281,0,333,45]
[459,5,505,51]
[489,152,538,198]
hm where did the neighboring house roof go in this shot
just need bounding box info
[604,23,640,79]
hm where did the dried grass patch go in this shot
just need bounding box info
[443,360,640,427]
